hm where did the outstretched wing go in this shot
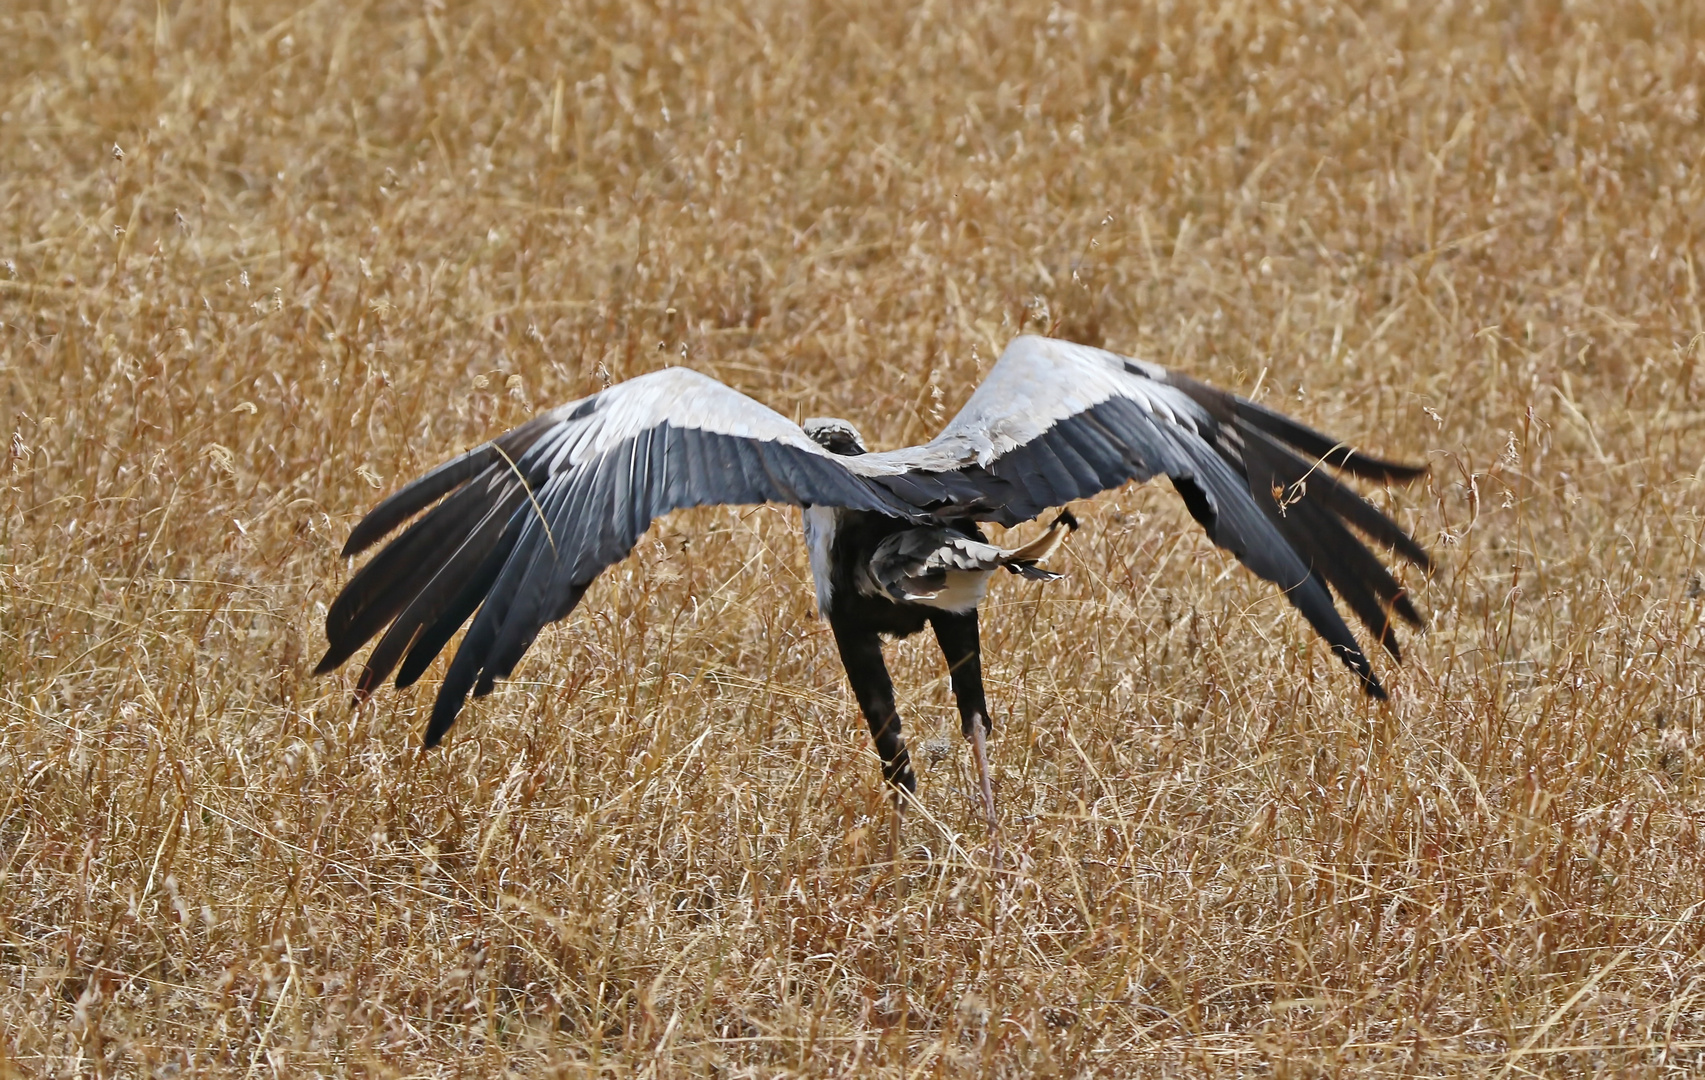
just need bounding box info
[318,367,928,746]
[865,335,1431,697]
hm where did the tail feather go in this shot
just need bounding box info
[1007,563,1064,581]
[1004,509,1080,564]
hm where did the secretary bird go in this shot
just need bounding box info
[318,335,1430,854]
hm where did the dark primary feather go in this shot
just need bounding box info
[347,480,530,697]
[339,412,563,557]
[317,447,554,676]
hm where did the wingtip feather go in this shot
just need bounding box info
[1331,643,1388,700]
[422,695,461,748]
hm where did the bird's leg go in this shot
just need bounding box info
[830,619,914,870]
[968,716,998,839]
[888,793,903,869]
[930,612,1001,868]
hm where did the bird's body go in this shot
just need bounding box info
[804,505,1073,616]
[318,335,1432,845]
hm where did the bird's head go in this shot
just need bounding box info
[803,418,869,456]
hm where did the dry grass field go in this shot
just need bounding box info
[3,0,1705,1074]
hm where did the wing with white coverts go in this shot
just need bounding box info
[318,367,950,746]
[861,336,1431,696]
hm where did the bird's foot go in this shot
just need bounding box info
[968,720,1002,873]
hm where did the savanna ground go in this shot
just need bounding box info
[3,0,1705,1075]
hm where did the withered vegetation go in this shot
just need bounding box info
[3,1,1704,1075]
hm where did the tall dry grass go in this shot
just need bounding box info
[3,0,1704,1074]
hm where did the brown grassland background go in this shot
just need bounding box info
[4,0,1705,1074]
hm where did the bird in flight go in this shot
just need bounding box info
[318,335,1430,852]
